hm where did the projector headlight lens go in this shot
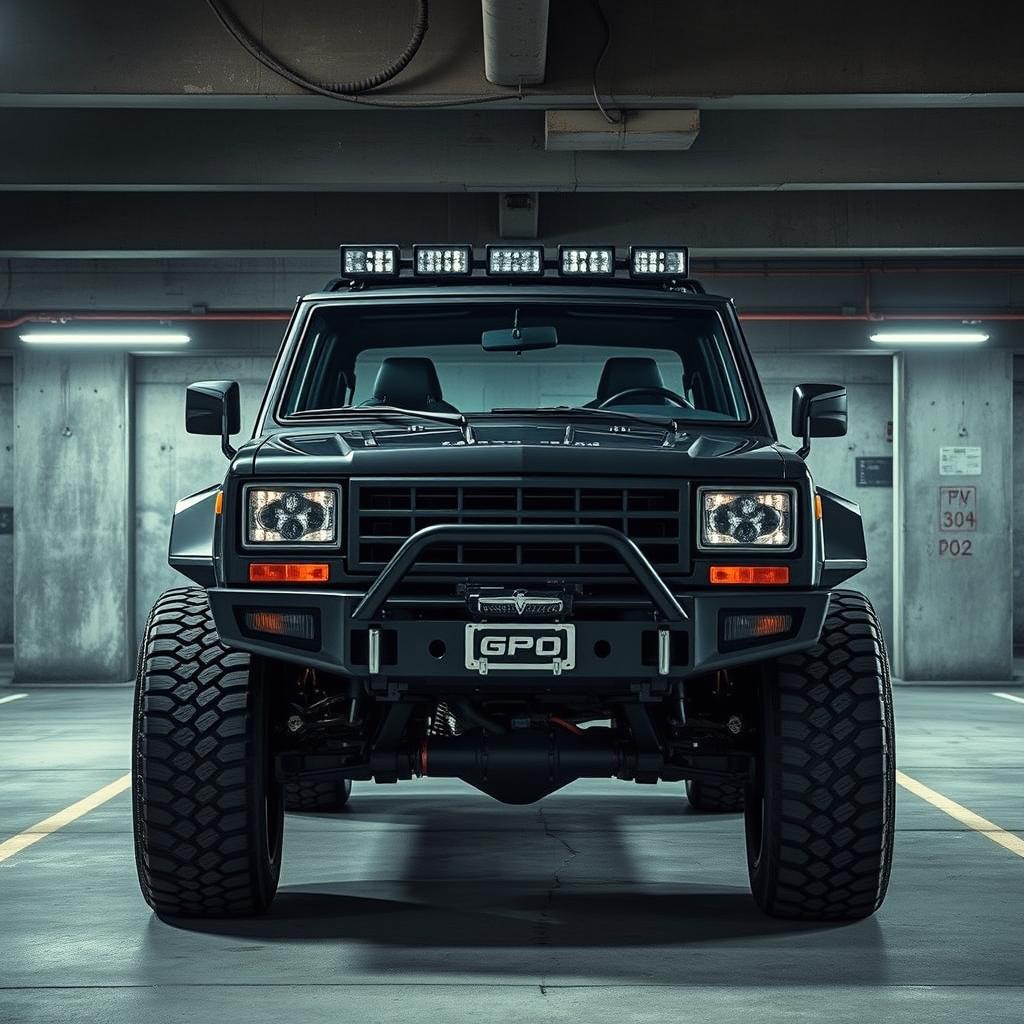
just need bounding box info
[247,488,338,545]
[700,489,793,549]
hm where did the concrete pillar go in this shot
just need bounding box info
[13,351,133,684]
[893,349,1013,680]
[0,356,13,644]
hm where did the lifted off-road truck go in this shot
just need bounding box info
[133,244,894,921]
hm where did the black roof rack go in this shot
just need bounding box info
[320,275,706,295]
[321,245,703,294]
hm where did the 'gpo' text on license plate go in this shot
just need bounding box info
[465,623,576,675]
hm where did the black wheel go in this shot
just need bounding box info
[285,778,352,813]
[686,778,745,813]
[133,587,284,918]
[745,590,895,921]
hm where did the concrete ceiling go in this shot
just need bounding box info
[0,0,1023,345]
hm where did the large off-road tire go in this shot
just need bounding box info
[133,587,284,918]
[284,778,352,813]
[686,778,745,813]
[745,590,895,921]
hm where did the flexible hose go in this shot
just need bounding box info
[205,0,429,97]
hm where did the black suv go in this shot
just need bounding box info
[132,244,894,922]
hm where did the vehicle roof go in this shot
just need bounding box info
[296,282,735,306]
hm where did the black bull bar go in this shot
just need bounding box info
[350,523,688,623]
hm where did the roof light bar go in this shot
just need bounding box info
[558,246,615,277]
[869,330,989,345]
[339,245,400,278]
[19,331,190,346]
[486,245,544,277]
[413,244,473,277]
[629,246,689,279]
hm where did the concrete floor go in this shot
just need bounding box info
[0,683,1023,1023]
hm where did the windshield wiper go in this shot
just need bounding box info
[287,405,473,441]
[491,405,678,433]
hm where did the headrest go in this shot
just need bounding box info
[370,357,446,409]
[595,357,666,403]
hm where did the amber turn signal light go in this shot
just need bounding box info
[709,565,790,585]
[249,563,330,583]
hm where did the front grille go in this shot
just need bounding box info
[349,478,686,574]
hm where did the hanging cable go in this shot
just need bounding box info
[205,0,519,108]
[589,0,621,124]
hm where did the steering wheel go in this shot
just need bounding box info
[597,386,694,410]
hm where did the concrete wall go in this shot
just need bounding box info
[0,356,12,644]
[1014,373,1024,647]
[134,356,274,643]
[757,354,895,644]
[13,351,133,684]
[894,349,1014,680]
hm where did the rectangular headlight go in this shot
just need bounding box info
[246,487,339,546]
[486,245,544,276]
[699,488,794,549]
[339,245,400,278]
[629,246,689,279]
[413,244,473,276]
[558,245,614,276]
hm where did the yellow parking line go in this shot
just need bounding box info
[896,769,1024,859]
[0,773,132,865]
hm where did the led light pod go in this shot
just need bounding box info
[339,245,400,278]
[485,245,545,276]
[413,244,473,276]
[629,246,689,279]
[558,246,615,276]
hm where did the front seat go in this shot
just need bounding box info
[585,357,669,407]
[360,357,460,413]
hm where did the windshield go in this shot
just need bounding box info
[278,301,750,423]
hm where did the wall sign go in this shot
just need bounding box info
[939,446,982,476]
[855,457,893,488]
[938,486,977,532]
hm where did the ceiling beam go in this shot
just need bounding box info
[2,191,1024,258]
[1,108,1022,191]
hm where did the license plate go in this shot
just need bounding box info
[465,623,576,675]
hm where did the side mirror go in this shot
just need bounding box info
[186,380,241,458]
[791,382,847,457]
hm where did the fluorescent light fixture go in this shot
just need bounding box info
[19,331,191,346]
[869,330,989,345]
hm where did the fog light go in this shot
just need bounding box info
[243,609,315,640]
[723,613,793,643]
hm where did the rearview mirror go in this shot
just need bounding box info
[482,325,558,352]
[791,382,847,456]
[186,380,241,458]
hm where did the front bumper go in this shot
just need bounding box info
[211,522,828,683]
[208,585,829,682]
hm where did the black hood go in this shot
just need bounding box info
[248,420,799,481]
